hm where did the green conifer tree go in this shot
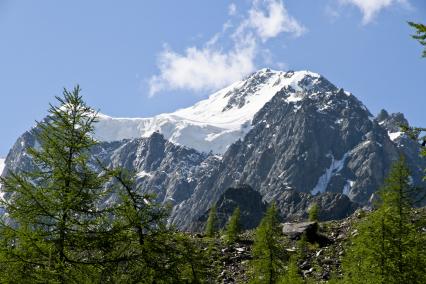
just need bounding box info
[308,203,319,222]
[100,168,179,282]
[0,87,111,282]
[224,207,241,244]
[409,22,426,57]
[0,88,200,283]
[205,204,218,238]
[250,203,287,284]
[342,156,426,284]
[278,256,304,284]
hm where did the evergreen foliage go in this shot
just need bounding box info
[278,256,304,284]
[342,156,426,284]
[0,87,211,283]
[205,204,218,238]
[224,207,241,244]
[0,87,113,282]
[172,233,218,283]
[409,22,426,57]
[308,203,319,222]
[100,168,186,282]
[250,203,287,284]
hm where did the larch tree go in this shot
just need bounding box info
[0,87,203,283]
[224,206,241,244]
[342,156,426,284]
[308,203,319,222]
[278,256,304,284]
[250,203,287,284]
[99,168,177,282]
[409,21,426,57]
[205,204,218,238]
[0,86,113,282]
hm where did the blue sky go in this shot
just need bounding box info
[0,0,425,156]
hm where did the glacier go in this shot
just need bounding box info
[94,69,322,154]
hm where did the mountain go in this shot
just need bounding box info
[2,69,425,231]
[93,69,324,154]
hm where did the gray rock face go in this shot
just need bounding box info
[2,70,425,231]
[2,130,208,207]
[168,75,426,230]
[93,132,209,205]
[195,185,267,232]
[274,191,358,222]
[374,111,426,206]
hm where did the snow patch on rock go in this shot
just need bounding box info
[136,171,152,178]
[0,158,4,176]
[342,180,355,197]
[311,153,348,195]
[388,131,402,141]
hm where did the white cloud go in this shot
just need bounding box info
[340,0,409,24]
[248,0,306,41]
[148,0,304,96]
[228,3,237,16]
[148,41,256,96]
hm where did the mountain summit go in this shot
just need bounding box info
[94,69,336,154]
[2,69,425,230]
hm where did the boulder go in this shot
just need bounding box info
[282,221,318,240]
[282,221,332,246]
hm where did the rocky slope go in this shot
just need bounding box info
[202,207,426,283]
[168,71,426,230]
[2,69,425,231]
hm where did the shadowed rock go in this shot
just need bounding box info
[195,185,267,232]
[282,221,318,240]
[282,221,332,246]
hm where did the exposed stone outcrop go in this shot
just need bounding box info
[195,185,267,232]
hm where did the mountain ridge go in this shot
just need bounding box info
[94,69,339,154]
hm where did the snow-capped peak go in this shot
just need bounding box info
[94,69,330,154]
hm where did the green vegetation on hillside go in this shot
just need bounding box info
[342,157,426,284]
